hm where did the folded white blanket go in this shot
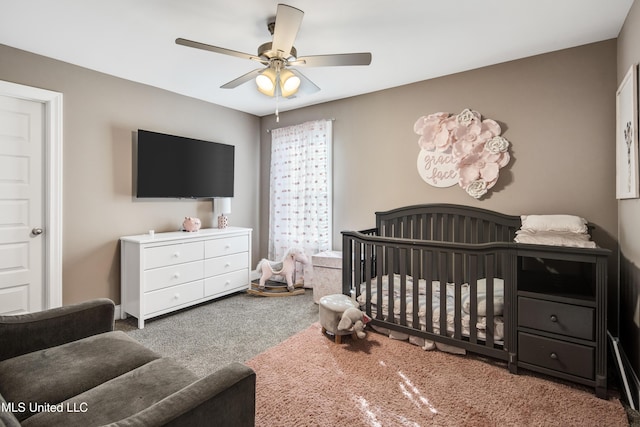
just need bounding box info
[520,214,588,233]
[514,230,596,248]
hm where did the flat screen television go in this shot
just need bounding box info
[136,129,234,198]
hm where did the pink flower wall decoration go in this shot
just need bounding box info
[415,108,511,199]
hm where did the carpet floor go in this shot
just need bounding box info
[246,322,629,427]
[116,290,318,377]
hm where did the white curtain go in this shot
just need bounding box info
[268,119,333,285]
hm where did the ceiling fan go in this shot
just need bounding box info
[175,3,372,99]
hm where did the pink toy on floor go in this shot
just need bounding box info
[255,248,309,292]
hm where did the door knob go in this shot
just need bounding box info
[32,227,44,236]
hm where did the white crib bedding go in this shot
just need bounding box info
[357,274,504,316]
[357,274,505,348]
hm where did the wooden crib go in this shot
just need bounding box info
[341,204,610,398]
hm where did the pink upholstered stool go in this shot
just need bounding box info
[319,294,359,343]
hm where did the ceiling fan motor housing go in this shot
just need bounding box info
[258,42,297,62]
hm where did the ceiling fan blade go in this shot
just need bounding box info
[271,4,304,58]
[176,38,265,63]
[292,52,372,67]
[289,69,320,96]
[221,68,263,89]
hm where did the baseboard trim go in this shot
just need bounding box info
[619,339,640,409]
[114,304,123,321]
[609,331,639,410]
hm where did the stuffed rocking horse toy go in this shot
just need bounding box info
[249,248,310,297]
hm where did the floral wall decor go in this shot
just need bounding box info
[414,108,511,199]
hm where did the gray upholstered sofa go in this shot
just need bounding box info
[0,299,256,426]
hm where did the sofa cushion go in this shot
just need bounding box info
[21,358,198,427]
[0,393,21,427]
[0,330,160,422]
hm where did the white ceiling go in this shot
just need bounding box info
[0,1,633,117]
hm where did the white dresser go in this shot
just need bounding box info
[120,227,252,328]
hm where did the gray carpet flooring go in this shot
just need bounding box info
[116,290,318,377]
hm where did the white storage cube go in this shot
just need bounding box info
[312,251,343,303]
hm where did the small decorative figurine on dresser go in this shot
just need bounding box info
[182,217,201,232]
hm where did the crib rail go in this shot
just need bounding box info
[342,230,516,361]
[375,204,521,244]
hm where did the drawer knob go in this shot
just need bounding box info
[174,293,180,299]
[225,263,231,267]
[549,315,558,323]
[173,252,180,258]
[550,352,558,360]
[173,272,180,279]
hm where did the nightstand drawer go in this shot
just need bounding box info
[144,281,204,315]
[205,236,248,258]
[518,332,594,379]
[518,297,594,340]
[144,242,203,269]
[144,260,204,292]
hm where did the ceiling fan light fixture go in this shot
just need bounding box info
[256,68,277,96]
[279,69,300,97]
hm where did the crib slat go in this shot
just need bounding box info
[354,240,362,298]
[412,249,420,330]
[399,249,407,326]
[387,246,395,320]
[425,250,434,333]
[364,243,373,316]
[442,214,450,242]
[469,255,478,344]
[375,244,384,320]
[439,251,448,336]
[454,252,463,340]
[485,253,495,348]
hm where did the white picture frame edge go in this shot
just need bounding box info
[616,64,639,200]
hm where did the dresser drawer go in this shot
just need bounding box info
[518,332,594,379]
[144,260,204,292]
[144,281,204,315]
[518,297,594,340]
[205,252,249,277]
[205,236,248,258]
[144,242,203,270]
[204,269,248,297]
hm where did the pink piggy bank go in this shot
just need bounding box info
[182,217,201,232]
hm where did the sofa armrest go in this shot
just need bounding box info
[109,362,256,427]
[0,298,115,361]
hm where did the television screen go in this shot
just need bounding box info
[136,129,234,198]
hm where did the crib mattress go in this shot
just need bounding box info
[358,274,505,342]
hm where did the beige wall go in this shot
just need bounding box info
[0,44,261,305]
[618,0,640,262]
[0,39,620,309]
[259,40,618,260]
[617,0,640,382]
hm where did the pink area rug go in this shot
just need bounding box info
[246,322,628,427]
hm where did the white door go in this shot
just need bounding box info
[0,95,45,314]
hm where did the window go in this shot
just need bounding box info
[268,119,333,283]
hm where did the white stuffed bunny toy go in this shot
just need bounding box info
[338,307,372,339]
